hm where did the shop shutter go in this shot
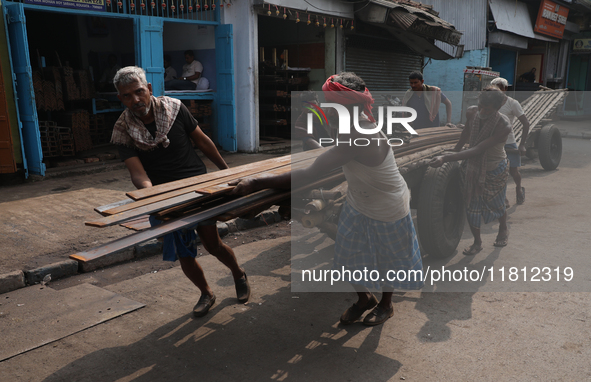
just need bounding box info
[345,36,423,92]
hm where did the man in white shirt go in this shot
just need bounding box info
[164,55,177,81]
[164,50,209,90]
[491,77,530,206]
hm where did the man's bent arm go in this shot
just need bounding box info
[124,157,152,189]
[190,126,229,170]
[518,115,530,148]
[453,107,476,152]
[443,97,452,124]
[441,123,511,162]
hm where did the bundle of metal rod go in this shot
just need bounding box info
[76,127,465,265]
[511,89,568,143]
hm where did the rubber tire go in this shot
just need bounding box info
[417,161,465,258]
[538,124,562,171]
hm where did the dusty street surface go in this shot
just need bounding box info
[0,138,590,380]
[0,152,284,274]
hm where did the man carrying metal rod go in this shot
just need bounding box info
[111,66,250,318]
[231,72,423,326]
[429,87,512,255]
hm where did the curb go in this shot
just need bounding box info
[0,271,26,294]
[560,130,591,140]
[0,210,284,295]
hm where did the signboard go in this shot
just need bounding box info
[534,0,569,39]
[24,0,105,12]
[573,39,591,52]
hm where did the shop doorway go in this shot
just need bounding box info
[257,15,324,143]
[14,9,135,170]
[516,54,543,84]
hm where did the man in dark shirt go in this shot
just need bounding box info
[402,71,452,129]
[111,66,250,317]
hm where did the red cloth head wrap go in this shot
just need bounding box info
[321,75,375,123]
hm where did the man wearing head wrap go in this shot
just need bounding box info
[429,87,512,255]
[231,72,423,326]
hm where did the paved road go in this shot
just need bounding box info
[0,137,590,381]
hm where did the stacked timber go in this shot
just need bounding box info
[75,150,345,264]
[39,121,59,158]
[60,66,80,101]
[44,67,65,110]
[89,114,111,145]
[188,100,212,118]
[56,110,93,152]
[38,121,75,157]
[74,128,462,266]
[32,71,45,111]
[74,70,94,100]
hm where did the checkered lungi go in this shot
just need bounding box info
[333,202,424,291]
[465,158,509,229]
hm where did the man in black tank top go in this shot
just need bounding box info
[111,66,250,317]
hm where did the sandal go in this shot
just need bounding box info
[340,295,378,325]
[363,304,394,326]
[193,293,216,317]
[462,244,483,256]
[494,233,509,247]
[517,187,525,205]
[505,199,510,209]
[235,270,251,303]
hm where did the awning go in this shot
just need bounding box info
[489,31,529,50]
[489,0,561,43]
[355,0,463,60]
[489,0,535,39]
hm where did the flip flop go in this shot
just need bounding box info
[494,233,509,247]
[516,187,525,205]
[462,244,483,256]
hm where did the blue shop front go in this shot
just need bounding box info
[2,0,236,177]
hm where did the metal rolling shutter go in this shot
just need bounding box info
[345,36,423,91]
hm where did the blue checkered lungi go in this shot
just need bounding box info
[333,202,424,291]
[466,158,509,229]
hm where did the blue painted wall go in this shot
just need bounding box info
[423,48,489,124]
[489,47,516,86]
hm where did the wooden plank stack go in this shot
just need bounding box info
[32,71,45,111]
[38,121,75,157]
[56,110,93,152]
[89,114,112,145]
[74,70,95,100]
[188,100,212,118]
[73,127,463,265]
[39,121,59,158]
[60,66,81,102]
[43,67,65,110]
